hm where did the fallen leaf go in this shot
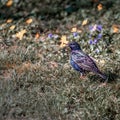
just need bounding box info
[71,27,77,32]
[77,29,82,33]
[0,23,6,29]
[82,19,88,26]
[35,32,40,39]
[112,25,119,33]
[10,25,15,30]
[60,35,68,48]
[100,60,105,65]
[6,19,13,23]
[97,4,103,11]
[26,18,33,24]
[6,0,13,7]
[16,29,27,40]
[94,59,105,66]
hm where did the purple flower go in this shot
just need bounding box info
[95,48,100,53]
[88,40,93,45]
[89,26,94,31]
[89,24,102,32]
[97,33,102,39]
[53,34,59,39]
[73,32,78,37]
[48,33,53,38]
[96,25,102,31]
[89,25,97,32]
[93,39,98,44]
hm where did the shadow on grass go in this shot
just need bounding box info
[107,71,119,83]
[88,71,119,83]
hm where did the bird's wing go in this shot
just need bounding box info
[71,50,99,72]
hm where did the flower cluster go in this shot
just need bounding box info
[73,32,78,37]
[47,33,59,39]
[88,24,103,53]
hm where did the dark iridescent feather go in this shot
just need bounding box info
[70,57,85,76]
[68,42,107,80]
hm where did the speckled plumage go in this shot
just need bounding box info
[68,42,107,79]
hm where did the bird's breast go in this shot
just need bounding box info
[70,57,83,71]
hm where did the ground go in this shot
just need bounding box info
[0,0,120,120]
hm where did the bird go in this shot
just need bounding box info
[67,41,107,80]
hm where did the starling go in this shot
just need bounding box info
[68,41,107,80]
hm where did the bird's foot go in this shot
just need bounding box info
[98,82,107,87]
[80,73,86,79]
[80,72,86,79]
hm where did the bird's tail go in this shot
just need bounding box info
[97,71,107,80]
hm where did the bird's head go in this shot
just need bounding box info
[68,41,81,50]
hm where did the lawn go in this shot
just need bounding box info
[0,0,120,120]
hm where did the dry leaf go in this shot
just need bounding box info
[35,32,40,39]
[112,25,119,33]
[0,23,6,29]
[6,0,13,7]
[94,58,105,66]
[97,4,103,11]
[100,60,105,65]
[26,18,33,24]
[71,27,77,32]
[16,29,27,40]
[60,35,68,48]
[10,25,15,30]
[6,19,13,23]
[77,29,82,33]
[82,19,88,26]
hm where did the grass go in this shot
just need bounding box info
[0,0,120,120]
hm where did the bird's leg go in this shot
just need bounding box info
[80,72,86,79]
